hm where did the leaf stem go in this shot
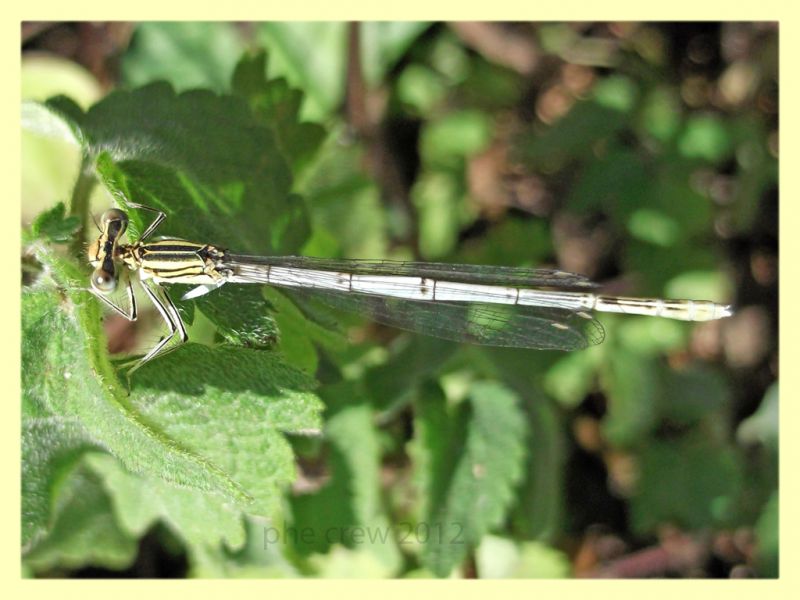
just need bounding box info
[68,155,97,258]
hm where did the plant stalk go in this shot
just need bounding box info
[68,155,97,258]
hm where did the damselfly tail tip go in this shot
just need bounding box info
[718,304,735,319]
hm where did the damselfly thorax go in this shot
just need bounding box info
[88,210,226,287]
[87,205,734,374]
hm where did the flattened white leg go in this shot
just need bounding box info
[127,281,186,375]
[182,280,226,300]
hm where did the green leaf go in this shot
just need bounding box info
[22,54,101,109]
[365,334,458,412]
[191,284,279,350]
[39,82,303,254]
[515,77,636,170]
[411,170,469,259]
[232,50,326,174]
[476,535,571,578]
[23,463,138,573]
[737,382,778,452]
[419,110,493,169]
[593,75,638,112]
[121,22,245,93]
[658,365,730,426]
[21,97,84,144]
[86,453,247,552]
[627,207,682,247]
[30,202,80,243]
[88,100,294,245]
[396,64,447,114]
[411,381,527,576]
[188,515,301,578]
[128,343,324,516]
[678,114,733,163]
[23,246,253,505]
[631,434,744,533]
[754,491,778,577]
[360,22,432,86]
[39,78,316,347]
[323,399,402,572]
[256,23,347,119]
[290,383,402,575]
[255,22,430,119]
[543,350,598,409]
[600,347,660,447]
[425,30,470,84]
[23,75,331,556]
[510,398,566,541]
[665,270,733,305]
[638,86,682,142]
[21,418,101,550]
[47,340,325,567]
[298,131,389,258]
[566,147,649,223]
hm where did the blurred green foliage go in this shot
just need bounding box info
[22,22,777,578]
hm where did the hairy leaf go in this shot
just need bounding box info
[127,342,324,516]
[23,463,138,573]
[30,201,81,243]
[21,417,101,550]
[35,77,314,347]
[86,453,247,553]
[412,381,527,576]
[23,247,252,503]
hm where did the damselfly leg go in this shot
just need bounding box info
[126,202,167,241]
[127,280,188,374]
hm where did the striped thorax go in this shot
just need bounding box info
[127,240,226,285]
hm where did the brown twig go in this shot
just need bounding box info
[21,22,57,45]
[449,22,542,75]
[344,22,420,256]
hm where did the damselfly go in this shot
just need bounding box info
[87,205,733,372]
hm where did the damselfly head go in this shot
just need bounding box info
[87,208,128,292]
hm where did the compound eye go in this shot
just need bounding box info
[101,208,129,236]
[101,208,128,226]
[91,268,117,293]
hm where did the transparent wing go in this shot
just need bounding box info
[224,255,598,289]
[88,270,138,321]
[283,287,605,351]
